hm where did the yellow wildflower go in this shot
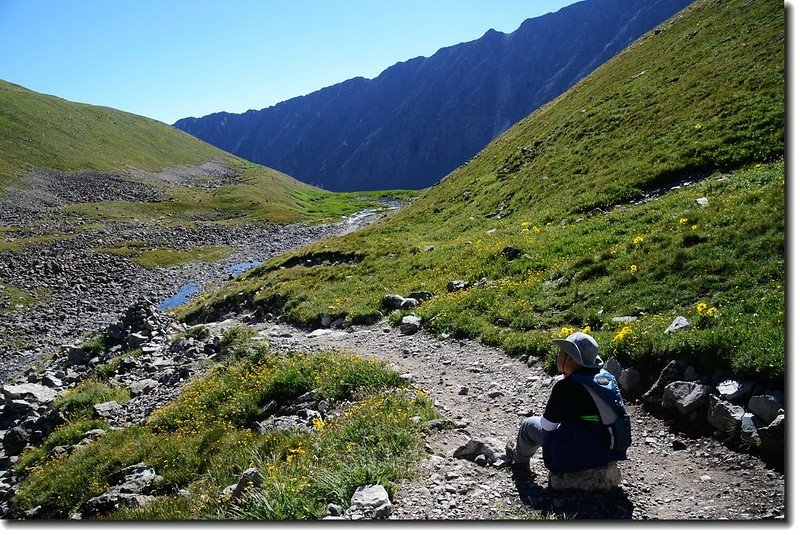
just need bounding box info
[630,264,638,274]
[582,325,592,333]
[559,326,574,337]
[679,218,688,225]
[633,235,645,245]
[614,325,633,343]
[696,302,708,314]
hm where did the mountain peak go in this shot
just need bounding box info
[174,0,694,192]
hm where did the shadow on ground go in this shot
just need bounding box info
[510,465,634,519]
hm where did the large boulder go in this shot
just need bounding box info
[2,383,58,406]
[3,426,30,456]
[757,414,784,457]
[618,368,643,394]
[662,381,713,415]
[642,360,682,403]
[707,395,745,434]
[748,393,784,424]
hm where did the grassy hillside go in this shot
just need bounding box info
[0,79,227,186]
[0,79,405,224]
[184,0,785,385]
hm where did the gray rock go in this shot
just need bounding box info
[664,316,690,334]
[41,373,63,389]
[93,401,123,419]
[128,379,159,397]
[220,468,264,503]
[126,331,149,349]
[740,412,764,444]
[618,368,643,394]
[326,503,344,517]
[3,426,30,456]
[407,291,433,301]
[549,462,622,491]
[611,316,638,324]
[662,381,713,415]
[696,196,709,206]
[748,394,784,424]
[452,437,507,464]
[604,357,623,379]
[65,344,88,365]
[2,383,58,406]
[447,280,471,293]
[399,298,419,309]
[707,395,745,434]
[757,413,784,456]
[642,360,683,403]
[400,315,422,335]
[347,484,392,520]
[255,415,306,433]
[106,323,124,341]
[715,379,755,404]
[81,492,154,518]
[382,294,405,310]
[107,463,163,495]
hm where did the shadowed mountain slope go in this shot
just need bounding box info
[174,0,694,191]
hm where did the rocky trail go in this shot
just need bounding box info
[247,320,786,520]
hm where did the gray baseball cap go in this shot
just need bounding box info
[552,332,603,369]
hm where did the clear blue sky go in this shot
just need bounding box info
[0,0,578,124]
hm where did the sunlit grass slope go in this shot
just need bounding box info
[0,79,228,186]
[0,79,405,224]
[184,0,784,384]
[14,329,439,519]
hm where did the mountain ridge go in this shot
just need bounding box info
[175,0,694,191]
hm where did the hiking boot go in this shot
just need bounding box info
[505,440,530,467]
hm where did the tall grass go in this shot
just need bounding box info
[13,333,439,519]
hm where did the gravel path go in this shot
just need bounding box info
[248,320,785,520]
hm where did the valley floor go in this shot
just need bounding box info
[0,199,382,385]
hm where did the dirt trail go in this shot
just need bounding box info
[241,319,785,520]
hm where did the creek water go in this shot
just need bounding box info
[157,260,263,311]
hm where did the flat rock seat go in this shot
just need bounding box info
[548,462,622,491]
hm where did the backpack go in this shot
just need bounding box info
[570,369,631,458]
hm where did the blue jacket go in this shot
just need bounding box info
[542,369,630,474]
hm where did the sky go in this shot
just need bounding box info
[0,0,578,124]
